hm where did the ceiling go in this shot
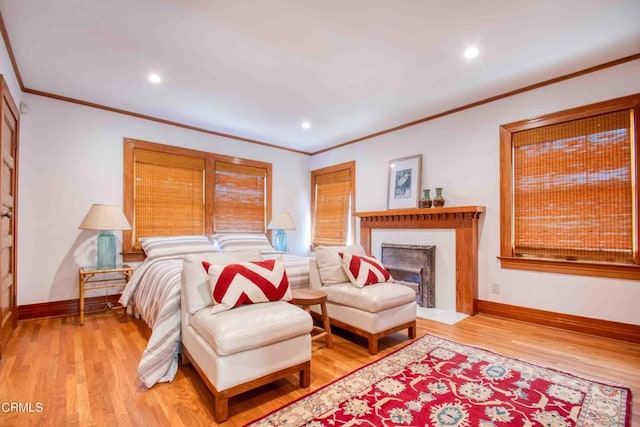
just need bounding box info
[1,0,639,154]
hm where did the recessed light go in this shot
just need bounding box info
[301,121,311,129]
[464,46,479,59]
[148,73,162,84]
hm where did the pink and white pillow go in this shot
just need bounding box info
[204,259,292,314]
[339,252,392,288]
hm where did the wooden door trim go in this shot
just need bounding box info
[0,76,19,342]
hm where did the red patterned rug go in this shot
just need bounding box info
[247,334,631,426]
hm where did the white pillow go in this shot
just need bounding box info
[139,235,216,259]
[211,233,274,252]
[314,244,367,285]
[181,249,263,314]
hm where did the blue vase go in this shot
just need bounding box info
[97,230,116,269]
[433,188,445,208]
[419,189,432,208]
[273,229,288,252]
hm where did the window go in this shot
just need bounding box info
[499,94,640,279]
[123,138,272,260]
[311,161,356,247]
[214,161,270,233]
[133,149,206,248]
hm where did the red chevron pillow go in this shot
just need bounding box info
[205,259,292,313]
[339,252,391,288]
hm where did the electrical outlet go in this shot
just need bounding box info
[491,282,500,294]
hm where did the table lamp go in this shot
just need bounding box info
[79,204,132,269]
[267,212,295,252]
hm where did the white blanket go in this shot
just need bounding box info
[119,255,184,387]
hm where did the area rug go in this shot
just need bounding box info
[247,334,631,426]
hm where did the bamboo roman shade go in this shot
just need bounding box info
[133,149,205,248]
[214,161,267,233]
[313,168,352,246]
[512,110,633,263]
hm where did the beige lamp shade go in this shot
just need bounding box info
[79,204,132,231]
[267,212,295,230]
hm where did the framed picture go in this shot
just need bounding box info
[387,154,422,209]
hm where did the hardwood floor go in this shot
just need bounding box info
[0,309,638,426]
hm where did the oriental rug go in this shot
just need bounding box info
[247,334,631,427]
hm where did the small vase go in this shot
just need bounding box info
[419,189,432,208]
[433,187,445,208]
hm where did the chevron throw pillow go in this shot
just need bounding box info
[339,252,392,288]
[205,259,292,313]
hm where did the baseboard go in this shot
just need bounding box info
[476,299,640,344]
[19,294,123,321]
[19,295,638,345]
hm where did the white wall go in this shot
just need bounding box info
[18,94,310,304]
[311,59,640,326]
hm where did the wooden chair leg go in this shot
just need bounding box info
[213,396,229,423]
[408,323,416,339]
[300,361,311,387]
[368,338,378,355]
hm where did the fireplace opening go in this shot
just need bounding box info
[381,243,435,308]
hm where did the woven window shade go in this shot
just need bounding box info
[134,150,205,249]
[313,169,352,246]
[512,110,633,263]
[214,161,267,233]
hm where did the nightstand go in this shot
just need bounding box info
[78,264,134,325]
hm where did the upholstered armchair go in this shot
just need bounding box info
[180,251,312,422]
[309,245,417,354]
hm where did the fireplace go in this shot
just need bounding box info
[355,206,485,315]
[381,243,435,308]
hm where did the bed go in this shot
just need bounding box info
[118,234,312,388]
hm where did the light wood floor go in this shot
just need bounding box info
[0,309,638,426]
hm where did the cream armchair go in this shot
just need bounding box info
[309,245,417,354]
[180,251,312,422]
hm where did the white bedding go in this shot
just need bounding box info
[119,252,312,388]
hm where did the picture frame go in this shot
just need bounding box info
[387,154,422,209]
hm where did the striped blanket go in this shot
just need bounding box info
[119,252,311,388]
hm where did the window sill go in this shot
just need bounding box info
[498,256,640,280]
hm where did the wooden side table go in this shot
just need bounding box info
[291,289,333,348]
[78,264,134,325]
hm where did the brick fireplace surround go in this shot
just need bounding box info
[355,206,485,315]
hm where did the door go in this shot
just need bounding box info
[0,77,18,359]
